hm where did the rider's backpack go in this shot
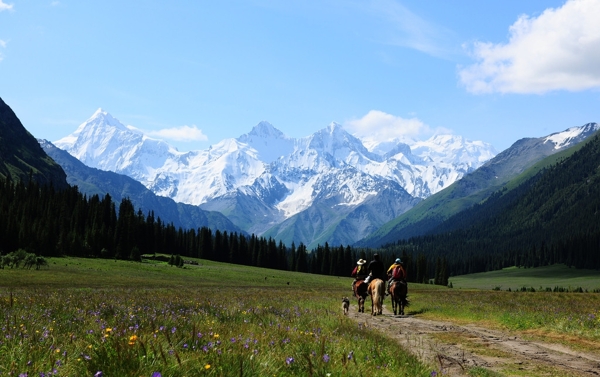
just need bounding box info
[391,265,405,280]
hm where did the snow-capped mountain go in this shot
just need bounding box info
[55,109,500,247]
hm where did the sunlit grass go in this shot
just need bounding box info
[406,286,600,355]
[0,257,432,376]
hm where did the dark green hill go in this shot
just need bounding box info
[0,97,68,189]
[360,123,599,247]
[388,132,600,274]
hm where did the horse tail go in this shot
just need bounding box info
[370,279,385,315]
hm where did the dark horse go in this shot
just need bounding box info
[389,280,408,315]
[353,280,368,313]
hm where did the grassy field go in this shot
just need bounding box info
[2,258,599,376]
[449,264,600,291]
[0,257,432,377]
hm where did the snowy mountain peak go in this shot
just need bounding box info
[237,122,294,163]
[245,121,286,139]
[544,122,599,150]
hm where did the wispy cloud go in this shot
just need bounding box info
[359,0,457,59]
[0,39,6,61]
[345,110,441,143]
[459,0,600,94]
[0,1,13,12]
[145,125,208,142]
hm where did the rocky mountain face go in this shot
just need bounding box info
[54,109,497,247]
[0,97,68,189]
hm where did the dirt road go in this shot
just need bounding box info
[348,304,600,376]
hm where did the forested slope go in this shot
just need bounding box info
[381,132,600,275]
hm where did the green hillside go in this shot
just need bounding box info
[377,132,600,276]
[361,127,599,247]
[0,97,68,189]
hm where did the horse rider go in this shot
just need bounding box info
[364,253,385,285]
[386,258,406,295]
[351,259,367,291]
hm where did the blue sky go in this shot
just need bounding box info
[1,0,599,152]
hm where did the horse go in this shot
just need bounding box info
[389,280,408,315]
[353,280,368,313]
[367,278,385,316]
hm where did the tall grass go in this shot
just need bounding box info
[0,258,432,376]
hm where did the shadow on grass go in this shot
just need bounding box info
[407,308,428,315]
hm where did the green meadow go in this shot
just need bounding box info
[449,264,600,291]
[2,258,600,376]
[0,257,432,377]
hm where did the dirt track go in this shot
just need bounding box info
[348,303,600,376]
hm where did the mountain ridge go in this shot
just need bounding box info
[54,109,497,246]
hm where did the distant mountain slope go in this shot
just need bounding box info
[0,97,68,189]
[360,123,600,247]
[41,140,244,234]
[390,131,600,272]
[55,109,495,247]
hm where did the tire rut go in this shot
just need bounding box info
[347,304,600,376]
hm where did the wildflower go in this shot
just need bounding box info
[171,327,176,334]
[286,357,294,365]
[213,333,219,339]
[431,372,437,377]
[204,364,211,370]
[94,372,103,377]
[323,354,330,363]
[128,335,138,345]
[151,373,162,377]
[348,351,354,360]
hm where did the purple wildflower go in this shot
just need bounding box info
[94,372,103,377]
[151,373,162,377]
[323,354,330,363]
[286,357,294,365]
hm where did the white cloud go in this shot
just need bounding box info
[0,1,13,11]
[460,0,600,94]
[146,125,208,142]
[345,110,437,143]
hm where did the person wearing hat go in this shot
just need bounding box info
[386,258,406,295]
[351,258,367,291]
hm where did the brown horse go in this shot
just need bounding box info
[353,280,368,313]
[390,280,408,315]
[367,279,385,316]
